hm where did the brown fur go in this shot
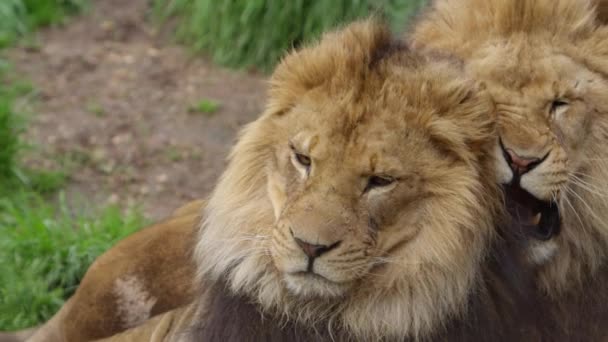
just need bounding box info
[185,20,534,341]
[97,21,553,342]
[595,0,608,23]
[0,200,204,342]
[412,0,608,293]
[411,0,608,339]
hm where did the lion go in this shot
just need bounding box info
[93,20,551,342]
[411,0,608,337]
[0,199,204,342]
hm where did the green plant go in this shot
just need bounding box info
[0,0,28,48]
[189,98,221,115]
[0,192,147,329]
[22,0,88,28]
[0,0,88,48]
[86,101,105,117]
[154,0,426,72]
[0,64,26,187]
[0,93,21,182]
[0,59,58,194]
[0,0,148,330]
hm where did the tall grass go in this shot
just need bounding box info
[0,84,21,183]
[0,71,145,328]
[154,0,426,72]
[0,193,146,329]
[0,60,65,194]
[0,0,148,330]
[0,71,146,328]
[0,0,88,48]
[0,61,28,189]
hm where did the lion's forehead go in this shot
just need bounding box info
[471,41,584,91]
[294,116,426,170]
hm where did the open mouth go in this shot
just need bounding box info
[503,184,561,241]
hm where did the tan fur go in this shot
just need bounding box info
[190,20,502,341]
[94,304,196,342]
[2,200,204,342]
[411,0,608,295]
[0,328,37,342]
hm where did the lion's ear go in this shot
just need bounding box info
[266,19,392,115]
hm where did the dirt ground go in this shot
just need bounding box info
[8,0,266,219]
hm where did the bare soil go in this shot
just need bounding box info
[7,0,266,219]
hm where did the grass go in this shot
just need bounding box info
[86,101,105,117]
[0,79,146,329]
[0,0,88,48]
[0,61,31,189]
[0,59,64,195]
[0,0,151,330]
[0,89,20,182]
[0,71,147,329]
[153,0,426,72]
[189,98,221,115]
[0,192,146,329]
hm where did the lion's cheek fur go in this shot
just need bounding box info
[267,172,287,220]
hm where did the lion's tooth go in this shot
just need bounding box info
[532,212,542,225]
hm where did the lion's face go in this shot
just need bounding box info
[196,21,499,339]
[469,36,608,285]
[268,87,469,298]
[475,44,599,199]
[470,40,605,234]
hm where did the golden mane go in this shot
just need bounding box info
[193,20,500,340]
[411,0,598,59]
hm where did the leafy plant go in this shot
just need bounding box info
[0,0,88,48]
[189,98,221,115]
[0,0,28,48]
[153,0,426,72]
[0,192,147,329]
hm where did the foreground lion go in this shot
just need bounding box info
[2,20,515,341]
[412,0,608,337]
[95,20,551,342]
[0,200,203,342]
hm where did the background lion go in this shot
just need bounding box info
[411,0,608,338]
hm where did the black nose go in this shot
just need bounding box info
[500,140,546,176]
[294,237,341,259]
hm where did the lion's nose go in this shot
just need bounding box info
[293,237,341,259]
[500,142,546,176]
[505,149,541,175]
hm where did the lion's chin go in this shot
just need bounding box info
[284,272,350,299]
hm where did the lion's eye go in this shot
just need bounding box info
[289,142,311,169]
[365,175,395,192]
[295,153,311,167]
[549,99,569,117]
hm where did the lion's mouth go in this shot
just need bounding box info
[504,184,561,241]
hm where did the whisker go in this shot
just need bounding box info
[561,192,586,233]
[568,174,608,198]
[564,187,601,228]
